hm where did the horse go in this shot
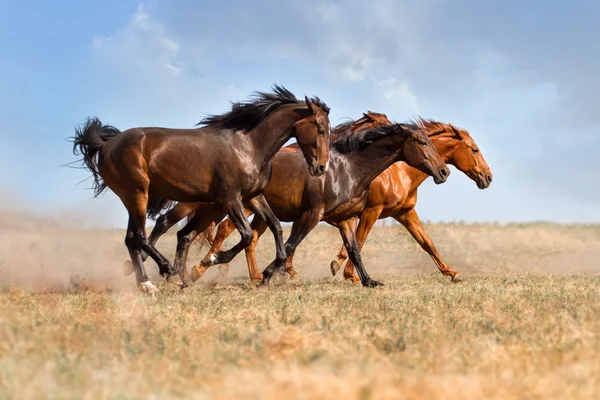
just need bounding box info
[70,85,331,293]
[141,112,392,281]
[167,119,451,288]
[329,118,493,283]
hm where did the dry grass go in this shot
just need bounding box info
[1,214,599,399]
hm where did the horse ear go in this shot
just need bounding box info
[362,112,375,121]
[451,125,466,139]
[305,96,317,115]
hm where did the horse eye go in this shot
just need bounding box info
[472,148,479,154]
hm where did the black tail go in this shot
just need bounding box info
[146,197,176,220]
[71,117,121,197]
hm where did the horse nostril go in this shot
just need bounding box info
[318,164,326,174]
[487,174,492,183]
[440,168,448,177]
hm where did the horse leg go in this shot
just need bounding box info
[342,207,383,283]
[201,209,253,265]
[121,195,162,293]
[174,206,225,286]
[246,194,287,274]
[336,217,383,288]
[200,199,254,266]
[262,209,321,286]
[141,205,196,262]
[329,218,357,276]
[284,253,297,278]
[394,208,460,282]
[243,217,269,283]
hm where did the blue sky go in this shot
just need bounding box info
[1,0,599,226]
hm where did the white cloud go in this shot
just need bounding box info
[376,78,418,111]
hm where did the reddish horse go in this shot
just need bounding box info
[204,117,491,283]
[152,116,451,287]
[71,86,331,293]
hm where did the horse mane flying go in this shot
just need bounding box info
[284,112,386,150]
[332,123,420,154]
[197,85,329,132]
[414,116,462,137]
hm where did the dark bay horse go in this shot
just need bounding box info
[71,86,331,293]
[330,118,493,283]
[173,120,451,287]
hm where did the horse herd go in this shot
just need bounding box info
[71,85,492,294]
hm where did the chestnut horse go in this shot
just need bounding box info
[71,86,331,293]
[165,120,450,287]
[330,118,492,283]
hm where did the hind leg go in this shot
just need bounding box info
[202,208,253,264]
[171,205,225,285]
[141,203,197,263]
[121,193,160,293]
[201,198,254,267]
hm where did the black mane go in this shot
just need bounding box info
[197,85,329,132]
[332,123,419,154]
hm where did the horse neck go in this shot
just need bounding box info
[343,137,407,193]
[400,135,456,191]
[248,104,305,164]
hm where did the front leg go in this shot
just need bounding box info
[330,217,356,277]
[246,194,286,274]
[243,216,269,283]
[173,205,225,286]
[394,208,460,282]
[342,207,383,283]
[201,208,254,267]
[336,217,383,288]
[261,208,322,286]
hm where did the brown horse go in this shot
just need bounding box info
[71,86,331,293]
[330,118,493,283]
[169,119,450,287]
[141,112,392,279]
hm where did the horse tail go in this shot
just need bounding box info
[146,197,176,220]
[72,117,121,197]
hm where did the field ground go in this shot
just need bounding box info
[1,214,599,399]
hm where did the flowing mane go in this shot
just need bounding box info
[332,123,418,154]
[415,117,467,138]
[197,85,329,132]
[285,111,390,150]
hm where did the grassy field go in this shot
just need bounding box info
[1,214,599,399]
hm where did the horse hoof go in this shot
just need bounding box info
[167,274,184,286]
[451,273,462,283]
[123,261,134,276]
[200,253,218,267]
[330,260,341,276]
[139,281,159,294]
[191,265,206,282]
[364,279,384,288]
[260,276,271,288]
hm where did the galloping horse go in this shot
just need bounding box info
[160,119,451,287]
[71,86,331,293]
[204,117,491,284]
[330,118,492,282]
